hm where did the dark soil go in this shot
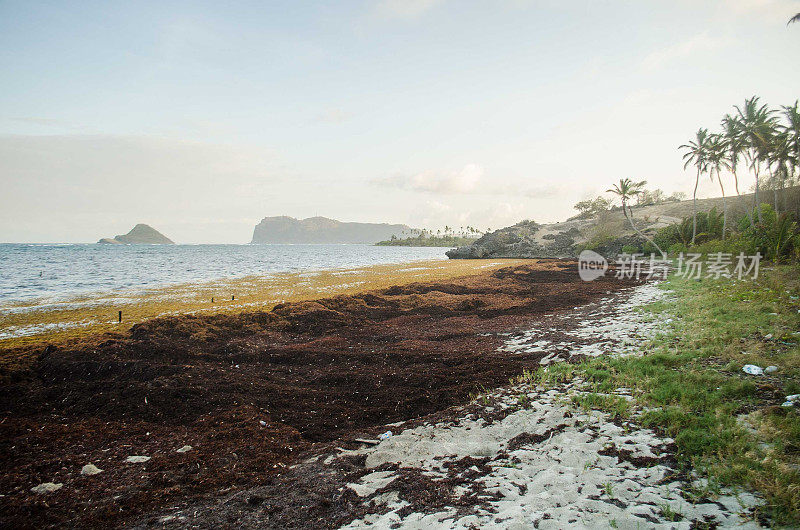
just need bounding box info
[0,260,637,528]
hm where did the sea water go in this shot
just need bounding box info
[0,243,448,304]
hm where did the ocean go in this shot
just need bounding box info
[0,243,449,304]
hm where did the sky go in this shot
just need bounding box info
[1,0,799,243]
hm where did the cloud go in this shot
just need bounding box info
[374,0,446,19]
[374,164,484,193]
[723,0,799,19]
[372,164,571,200]
[641,32,727,71]
[313,108,353,124]
[6,116,86,131]
[0,134,282,243]
[406,199,526,232]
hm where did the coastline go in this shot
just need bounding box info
[0,260,633,527]
[0,258,528,350]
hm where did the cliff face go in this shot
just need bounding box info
[98,224,175,244]
[251,216,410,244]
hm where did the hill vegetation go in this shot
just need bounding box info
[376,227,481,247]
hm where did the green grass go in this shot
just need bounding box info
[520,264,800,526]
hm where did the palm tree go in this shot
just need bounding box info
[721,113,753,227]
[680,128,710,244]
[707,133,730,239]
[734,96,777,223]
[789,13,800,25]
[782,101,800,186]
[766,131,792,214]
[606,178,665,257]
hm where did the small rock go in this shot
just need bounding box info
[176,445,193,453]
[31,482,62,494]
[81,464,103,476]
[764,366,778,374]
[125,455,151,463]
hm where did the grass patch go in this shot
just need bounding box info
[522,264,800,525]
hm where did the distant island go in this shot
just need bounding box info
[251,216,409,244]
[98,224,175,244]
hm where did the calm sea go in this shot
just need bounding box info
[0,244,448,304]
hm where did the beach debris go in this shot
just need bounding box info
[176,445,193,453]
[80,464,103,476]
[742,364,763,376]
[783,394,800,407]
[764,366,779,374]
[764,333,774,339]
[31,482,62,494]
[259,420,267,427]
[378,430,393,441]
[354,438,380,445]
[125,455,151,463]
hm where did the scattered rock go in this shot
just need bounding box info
[176,445,193,453]
[80,464,103,476]
[31,482,62,494]
[125,455,151,463]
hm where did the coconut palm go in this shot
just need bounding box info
[606,178,665,256]
[680,128,711,244]
[789,12,800,25]
[766,131,792,214]
[782,101,800,185]
[734,96,778,223]
[706,133,730,239]
[721,113,753,227]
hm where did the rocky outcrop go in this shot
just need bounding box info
[446,220,581,259]
[98,224,174,244]
[251,216,410,244]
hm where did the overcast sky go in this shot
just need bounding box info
[1,0,798,243]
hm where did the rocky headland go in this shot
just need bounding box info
[251,216,409,244]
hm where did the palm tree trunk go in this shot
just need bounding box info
[717,171,727,240]
[733,168,754,227]
[769,166,779,215]
[754,163,762,223]
[692,168,699,245]
[626,201,665,257]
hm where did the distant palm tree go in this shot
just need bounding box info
[782,101,800,186]
[789,12,800,25]
[766,131,792,214]
[722,113,754,227]
[734,96,777,223]
[680,128,711,244]
[606,178,664,256]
